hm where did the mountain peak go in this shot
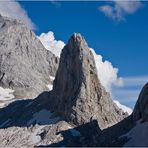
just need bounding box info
[72,32,83,40]
[67,33,88,49]
[49,33,126,129]
[0,14,59,99]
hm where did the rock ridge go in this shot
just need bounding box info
[0,14,59,99]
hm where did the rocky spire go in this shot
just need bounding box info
[50,33,126,129]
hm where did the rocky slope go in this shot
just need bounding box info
[0,14,146,147]
[49,33,127,129]
[0,14,59,100]
[0,31,128,147]
[123,83,148,146]
[97,83,148,147]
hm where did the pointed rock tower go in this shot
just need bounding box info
[50,33,126,129]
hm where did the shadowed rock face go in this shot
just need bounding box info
[0,15,59,99]
[50,33,126,129]
[133,83,148,121]
[98,83,148,147]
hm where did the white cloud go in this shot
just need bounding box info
[113,88,140,100]
[99,1,143,21]
[38,31,122,92]
[122,76,148,87]
[112,75,147,108]
[38,31,65,57]
[90,48,123,91]
[0,0,35,30]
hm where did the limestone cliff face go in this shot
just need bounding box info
[0,15,59,98]
[50,33,126,129]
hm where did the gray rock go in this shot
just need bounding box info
[97,83,148,147]
[0,24,132,146]
[0,120,75,147]
[50,33,127,129]
[0,94,94,147]
[0,15,59,99]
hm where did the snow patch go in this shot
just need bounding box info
[0,102,6,108]
[31,126,43,144]
[47,84,53,91]
[123,121,148,147]
[114,100,132,115]
[0,87,14,100]
[50,76,55,81]
[28,109,59,125]
[47,76,55,91]
[32,134,41,144]
[0,119,11,128]
[0,87,15,108]
[70,129,81,137]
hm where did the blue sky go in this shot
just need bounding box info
[19,1,148,76]
[1,1,148,108]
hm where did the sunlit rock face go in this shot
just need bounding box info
[0,14,59,99]
[50,33,127,129]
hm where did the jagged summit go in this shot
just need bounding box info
[67,33,88,51]
[71,32,86,42]
[50,33,126,129]
[0,14,59,99]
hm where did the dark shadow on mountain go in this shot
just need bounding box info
[37,115,135,147]
[0,89,135,147]
[37,120,102,147]
[98,114,135,147]
[0,91,60,129]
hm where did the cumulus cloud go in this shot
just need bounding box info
[38,31,122,92]
[0,0,35,30]
[38,31,65,57]
[99,1,143,21]
[90,48,123,91]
